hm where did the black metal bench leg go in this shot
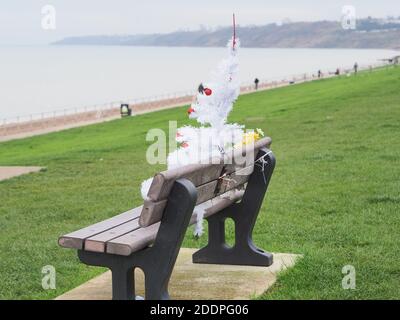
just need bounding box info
[78,251,136,300]
[193,148,276,267]
[111,265,135,300]
[144,275,170,300]
[140,178,198,300]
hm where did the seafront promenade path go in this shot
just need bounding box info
[1,63,384,143]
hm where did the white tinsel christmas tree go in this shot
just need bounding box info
[141,16,264,236]
[167,36,244,171]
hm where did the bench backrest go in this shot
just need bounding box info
[139,137,272,227]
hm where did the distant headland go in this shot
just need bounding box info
[53,18,400,49]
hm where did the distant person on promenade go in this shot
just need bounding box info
[354,62,358,74]
[318,70,322,78]
[335,68,340,76]
[254,78,260,90]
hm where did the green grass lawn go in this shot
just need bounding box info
[0,67,399,300]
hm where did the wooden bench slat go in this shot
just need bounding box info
[199,189,244,220]
[139,138,271,227]
[107,222,161,256]
[84,219,141,253]
[147,164,224,202]
[196,165,253,203]
[107,190,244,256]
[139,199,168,227]
[146,137,271,202]
[58,206,142,250]
[139,164,253,227]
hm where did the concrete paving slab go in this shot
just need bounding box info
[56,248,301,300]
[0,166,44,181]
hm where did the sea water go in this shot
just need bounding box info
[0,45,397,119]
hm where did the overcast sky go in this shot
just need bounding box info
[0,0,399,45]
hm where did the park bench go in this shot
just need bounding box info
[58,137,276,300]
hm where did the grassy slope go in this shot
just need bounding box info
[0,67,399,299]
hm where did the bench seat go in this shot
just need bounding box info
[59,190,244,256]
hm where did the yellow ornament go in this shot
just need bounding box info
[234,128,265,148]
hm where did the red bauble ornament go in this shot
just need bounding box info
[204,88,212,96]
[181,142,189,148]
[187,107,195,115]
[176,132,183,138]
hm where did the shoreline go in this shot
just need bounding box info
[0,62,390,143]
